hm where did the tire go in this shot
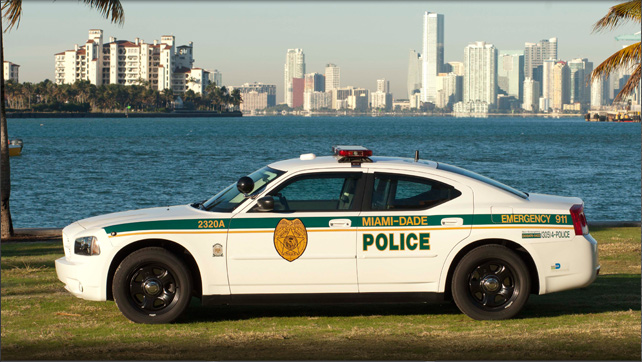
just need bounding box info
[452,245,530,320]
[113,247,193,324]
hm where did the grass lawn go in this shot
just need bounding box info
[1,227,640,360]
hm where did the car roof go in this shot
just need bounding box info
[268,155,438,173]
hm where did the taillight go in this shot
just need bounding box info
[570,204,589,235]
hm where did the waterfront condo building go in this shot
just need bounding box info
[230,82,276,113]
[54,29,218,95]
[3,61,19,82]
[497,50,524,101]
[324,64,341,92]
[303,91,332,111]
[407,50,422,99]
[463,41,498,109]
[420,12,444,104]
[372,79,392,110]
[435,72,463,109]
[522,77,540,112]
[590,75,610,109]
[551,61,571,111]
[284,49,305,107]
[541,58,558,101]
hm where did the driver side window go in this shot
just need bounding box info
[267,172,363,212]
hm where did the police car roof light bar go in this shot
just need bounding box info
[332,145,373,164]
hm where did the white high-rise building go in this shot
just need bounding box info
[53,29,213,95]
[463,41,498,107]
[497,50,524,101]
[407,50,422,99]
[551,61,571,110]
[542,58,558,100]
[420,12,444,103]
[591,75,610,109]
[435,72,462,108]
[376,78,390,93]
[284,49,305,107]
[3,61,19,82]
[522,78,540,112]
[324,63,340,92]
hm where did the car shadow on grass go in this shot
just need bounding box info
[181,274,640,323]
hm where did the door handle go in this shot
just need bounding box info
[441,217,463,226]
[329,219,352,228]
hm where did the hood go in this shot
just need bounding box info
[75,205,205,231]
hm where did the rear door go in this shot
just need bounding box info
[357,170,473,292]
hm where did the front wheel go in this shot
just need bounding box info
[452,245,530,320]
[113,247,192,324]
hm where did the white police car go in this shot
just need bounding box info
[55,146,599,323]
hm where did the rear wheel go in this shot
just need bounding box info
[113,247,192,324]
[452,245,530,320]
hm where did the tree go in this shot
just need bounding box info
[1,0,124,239]
[591,0,640,102]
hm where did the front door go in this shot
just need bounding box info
[226,170,365,294]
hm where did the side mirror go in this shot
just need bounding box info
[256,196,274,212]
[237,176,254,195]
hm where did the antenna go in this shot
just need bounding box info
[414,150,419,162]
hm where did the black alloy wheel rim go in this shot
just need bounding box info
[128,263,179,313]
[467,260,518,310]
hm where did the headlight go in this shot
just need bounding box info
[74,236,100,256]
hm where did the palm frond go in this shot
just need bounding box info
[591,42,641,82]
[614,64,641,102]
[82,0,125,25]
[2,0,22,32]
[593,0,641,32]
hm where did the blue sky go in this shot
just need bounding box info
[3,1,639,100]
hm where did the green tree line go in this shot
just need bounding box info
[3,79,242,113]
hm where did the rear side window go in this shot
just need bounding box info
[371,173,461,211]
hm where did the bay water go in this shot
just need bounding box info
[6,116,641,228]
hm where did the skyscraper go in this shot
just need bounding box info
[522,78,540,112]
[551,61,571,110]
[284,49,305,107]
[497,50,524,101]
[421,12,444,103]
[542,58,558,100]
[524,37,558,88]
[568,58,593,105]
[407,50,422,99]
[463,41,498,107]
[591,74,610,109]
[324,63,340,92]
[377,78,390,94]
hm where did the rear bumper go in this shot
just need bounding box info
[55,256,106,301]
[534,233,600,294]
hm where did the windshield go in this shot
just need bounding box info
[202,166,285,212]
[436,162,528,199]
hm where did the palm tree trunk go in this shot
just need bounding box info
[1,10,15,239]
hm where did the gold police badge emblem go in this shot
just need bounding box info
[274,218,308,262]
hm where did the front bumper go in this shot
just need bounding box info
[55,256,106,301]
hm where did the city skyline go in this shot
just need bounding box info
[3,1,639,100]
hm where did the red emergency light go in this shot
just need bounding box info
[332,145,373,164]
